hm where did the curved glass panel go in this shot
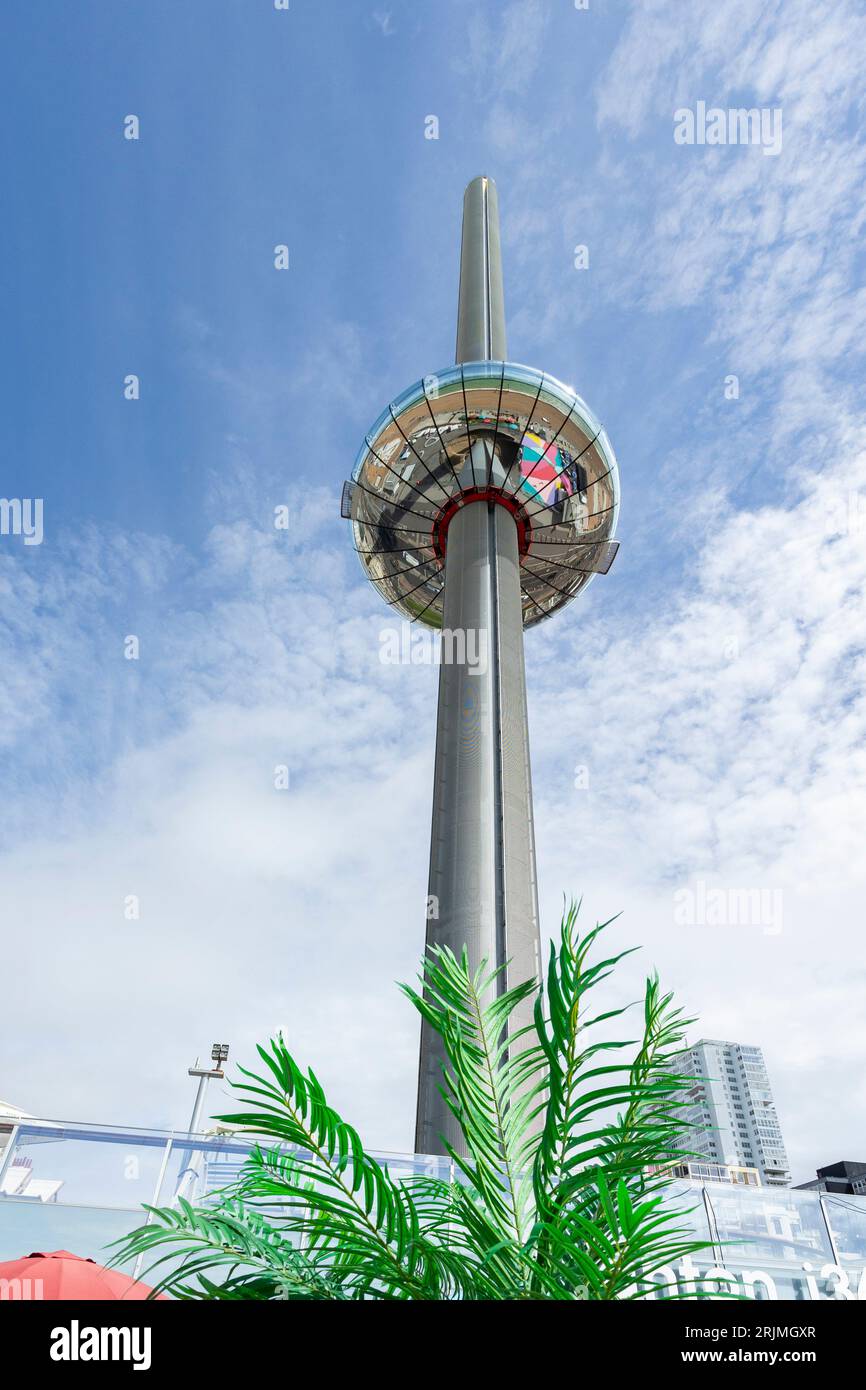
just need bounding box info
[389,378,430,417]
[351,484,438,539]
[347,361,620,628]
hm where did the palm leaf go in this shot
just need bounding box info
[113,899,724,1301]
[401,946,547,1269]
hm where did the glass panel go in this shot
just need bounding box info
[359,547,441,591]
[2,1124,170,1211]
[350,435,374,482]
[351,480,438,536]
[461,380,506,430]
[526,538,618,575]
[0,1198,144,1273]
[389,379,429,418]
[354,446,446,513]
[512,429,576,508]
[381,1152,452,1185]
[500,362,545,393]
[162,1132,263,1207]
[523,433,616,522]
[423,379,474,468]
[520,576,566,626]
[458,361,506,384]
[388,574,444,622]
[353,521,435,554]
[366,417,452,508]
[707,1184,833,1260]
[564,388,603,443]
[392,389,461,494]
[824,1194,866,1268]
[496,367,545,474]
[419,364,463,401]
[521,557,584,607]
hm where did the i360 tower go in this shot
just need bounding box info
[342,178,620,1157]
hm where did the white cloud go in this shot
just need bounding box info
[0,513,440,1149]
[373,10,396,39]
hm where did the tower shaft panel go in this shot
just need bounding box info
[415,482,540,1157]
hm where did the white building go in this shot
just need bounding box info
[667,1039,791,1187]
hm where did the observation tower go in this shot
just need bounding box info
[341,177,620,1157]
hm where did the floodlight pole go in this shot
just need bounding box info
[185,1047,229,1136]
[185,1068,214,1139]
[414,178,542,1158]
[174,1044,230,1202]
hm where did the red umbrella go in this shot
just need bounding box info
[0,1250,166,1300]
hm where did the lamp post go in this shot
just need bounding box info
[186,1043,230,1137]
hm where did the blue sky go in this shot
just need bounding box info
[1,1,865,1181]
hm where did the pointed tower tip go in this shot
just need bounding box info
[456,177,506,362]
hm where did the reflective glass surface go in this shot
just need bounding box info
[3,1123,172,1210]
[2,1120,866,1301]
[347,362,621,629]
[706,1184,833,1265]
[824,1194,866,1267]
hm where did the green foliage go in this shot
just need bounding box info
[112,904,720,1300]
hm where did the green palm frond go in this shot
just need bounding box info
[110,1197,342,1300]
[111,899,728,1301]
[576,976,699,1200]
[213,1040,471,1299]
[401,946,547,1262]
[539,1174,721,1301]
[533,902,638,1212]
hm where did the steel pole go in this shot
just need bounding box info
[455,177,507,364]
[415,178,541,1158]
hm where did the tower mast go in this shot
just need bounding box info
[342,177,620,1158]
[416,179,541,1157]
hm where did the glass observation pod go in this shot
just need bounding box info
[341,362,621,630]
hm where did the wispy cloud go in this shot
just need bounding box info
[373,10,396,38]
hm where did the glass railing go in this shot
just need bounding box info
[1,1118,863,1299]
